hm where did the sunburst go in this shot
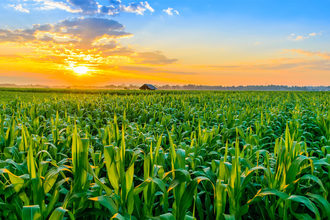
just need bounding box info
[72,66,89,76]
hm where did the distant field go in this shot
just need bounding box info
[0,88,141,103]
[0,89,329,219]
[0,91,63,103]
[0,88,199,103]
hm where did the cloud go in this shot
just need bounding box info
[133,51,178,65]
[258,61,309,70]
[0,17,132,46]
[121,1,154,15]
[26,0,154,15]
[288,49,330,60]
[118,66,194,75]
[0,29,36,42]
[163,7,179,16]
[9,4,30,13]
[32,0,81,13]
[288,32,321,41]
[0,17,177,78]
[144,2,154,13]
[56,18,132,45]
[99,0,121,15]
[206,50,330,72]
[256,59,330,71]
[229,48,330,72]
[67,0,98,14]
[100,1,154,15]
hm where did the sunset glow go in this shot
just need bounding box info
[71,66,90,76]
[0,1,329,86]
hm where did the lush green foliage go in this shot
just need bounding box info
[0,91,329,220]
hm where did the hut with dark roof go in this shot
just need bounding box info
[139,84,157,90]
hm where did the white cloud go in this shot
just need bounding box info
[9,0,155,16]
[121,2,154,15]
[163,7,179,16]
[289,32,321,41]
[9,4,30,13]
[144,2,154,13]
[32,0,82,13]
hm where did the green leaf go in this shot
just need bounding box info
[49,207,75,220]
[256,189,289,200]
[1,168,24,192]
[224,214,235,220]
[299,174,327,193]
[184,215,195,220]
[125,164,134,194]
[89,195,118,215]
[151,213,176,220]
[111,213,128,220]
[286,156,310,184]
[22,205,41,220]
[104,145,120,192]
[287,195,320,220]
[44,172,58,194]
[307,193,330,217]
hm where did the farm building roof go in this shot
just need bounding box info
[140,84,157,90]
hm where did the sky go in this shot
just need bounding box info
[0,0,329,86]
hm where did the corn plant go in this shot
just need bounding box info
[0,90,328,219]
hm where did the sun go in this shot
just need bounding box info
[72,66,89,76]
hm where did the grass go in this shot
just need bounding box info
[0,89,328,219]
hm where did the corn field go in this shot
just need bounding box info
[0,91,329,220]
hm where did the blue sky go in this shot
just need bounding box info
[0,0,329,86]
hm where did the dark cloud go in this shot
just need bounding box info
[0,17,131,46]
[99,48,179,65]
[0,17,177,67]
[99,0,121,15]
[32,24,52,31]
[55,18,131,44]
[0,24,51,42]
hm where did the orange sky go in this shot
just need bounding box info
[0,1,329,86]
[1,40,329,86]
